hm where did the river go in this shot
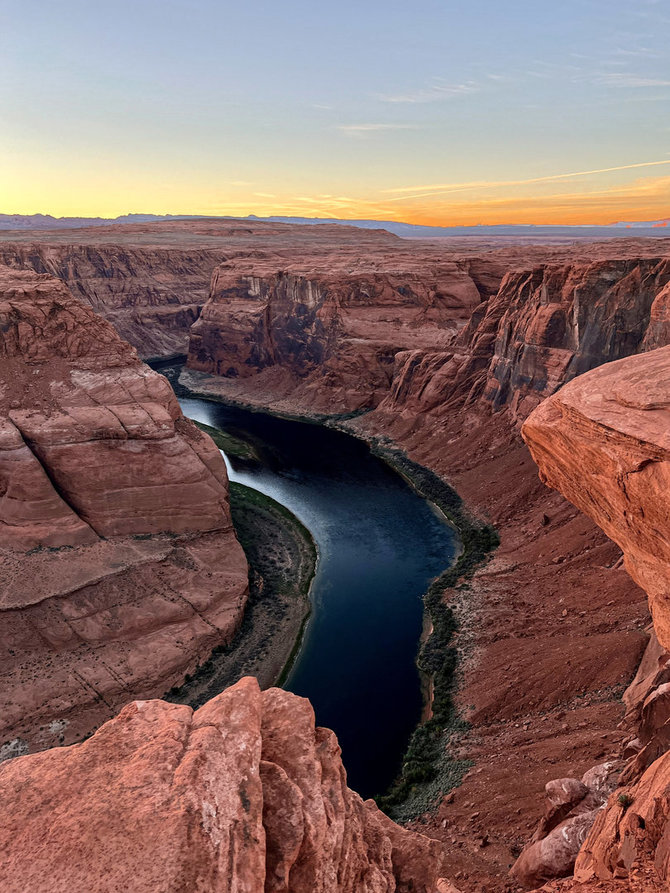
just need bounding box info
[158,363,457,798]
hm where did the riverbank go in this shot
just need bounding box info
[165,480,317,709]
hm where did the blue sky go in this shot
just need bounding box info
[2,0,669,222]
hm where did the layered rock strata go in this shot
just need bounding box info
[185,255,506,414]
[0,677,446,893]
[380,255,670,425]
[0,266,248,754]
[0,219,403,359]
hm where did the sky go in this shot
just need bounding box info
[2,0,669,225]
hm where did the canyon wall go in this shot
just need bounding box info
[0,218,403,361]
[183,244,670,426]
[0,266,249,755]
[523,346,670,650]
[379,254,670,426]
[0,676,446,893]
[184,254,507,414]
[0,243,224,358]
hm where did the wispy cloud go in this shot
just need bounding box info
[377,79,479,104]
[383,159,670,201]
[336,123,420,138]
[612,46,659,58]
[595,73,670,87]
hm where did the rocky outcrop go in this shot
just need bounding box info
[0,218,403,360]
[522,345,670,650]
[522,346,670,887]
[0,243,220,358]
[0,266,248,754]
[0,676,446,893]
[511,764,621,887]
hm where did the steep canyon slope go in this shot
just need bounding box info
[0,266,248,756]
[0,219,404,359]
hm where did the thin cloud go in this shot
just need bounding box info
[336,123,420,137]
[377,79,479,104]
[594,73,670,87]
[383,159,670,201]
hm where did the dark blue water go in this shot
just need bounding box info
[175,391,457,798]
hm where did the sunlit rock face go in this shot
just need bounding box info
[522,345,670,650]
[0,266,248,755]
[0,677,446,893]
[522,346,670,887]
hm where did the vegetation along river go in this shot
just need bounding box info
[158,363,458,799]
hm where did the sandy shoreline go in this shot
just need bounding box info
[165,479,317,709]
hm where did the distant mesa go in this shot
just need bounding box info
[2,211,670,240]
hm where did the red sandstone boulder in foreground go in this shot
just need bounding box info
[0,677,446,893]
[0,267,248,754]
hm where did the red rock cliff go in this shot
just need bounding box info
[0,266,248,756]
[0,218,404,360]
[522,347,670,887]
[185,252,506,414]
[382,254,670,425]
[0,676,446,893]
[522,346,670,650]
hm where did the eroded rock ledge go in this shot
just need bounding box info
[0,677,446,893]
[522,346,670,651]
[522,347,670,887]
[0,267,248,754]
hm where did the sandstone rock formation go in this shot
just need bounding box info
[0,219,402,359]
[379,253,670,425]
[184,253,506,415]
[0,242,218,358]
[0,266,248,754]
[521,345,670,887]
[511,764,620,887]
[0,676,446,893]
[522,345,670,650]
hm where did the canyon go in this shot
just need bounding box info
[3,219,670,891]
